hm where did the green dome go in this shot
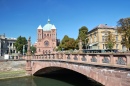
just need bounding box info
[43,19,53,31]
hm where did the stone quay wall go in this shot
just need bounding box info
[0,60,28,79]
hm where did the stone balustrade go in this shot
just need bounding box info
[26,53,130,69]
[8,56,24,60]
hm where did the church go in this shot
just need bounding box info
[34,19,58,55]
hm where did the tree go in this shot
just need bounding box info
[14,36,27,54]
[105,32,116,50]
[30,45,36,54]
[77,26,88,49]
[117,17,130,51]
[58,35,69,50]
[66,38,76,50]
[58,35,76,50]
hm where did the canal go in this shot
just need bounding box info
[0,69,103,86]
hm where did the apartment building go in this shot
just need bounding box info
[87,24,127,51]
[0,34,17,56]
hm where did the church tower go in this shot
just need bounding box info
[35,19,57,55]
[37,25,43,42]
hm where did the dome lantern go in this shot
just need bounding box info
[48,19,50,24]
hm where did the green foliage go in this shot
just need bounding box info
[75,39,79,49]
[30,45,36,54]
[105,32,116,50]
[58,26,89,50]
[117,17,130,51]
[14,36,27,54]
[58,35,76,50]
[77,26,88,49]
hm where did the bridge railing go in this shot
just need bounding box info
[27,53,130,68]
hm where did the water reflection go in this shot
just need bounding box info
[0,76,33,86]
[33,76,73,86]
[0,69,103,86]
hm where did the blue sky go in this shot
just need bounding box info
[0,0,130,44]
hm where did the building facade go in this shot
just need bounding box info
[34,19,57,55]
[87,24,127,51]
[0,34,17,56]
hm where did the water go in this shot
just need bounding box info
[0,69,103,86]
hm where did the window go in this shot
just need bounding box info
[116,44,118,49]
[105,44,108,49]
[39,34,41,39]
[103,44,105,49]
[39,49,40,52]
[115,30,118,35]
[44,41,49,46]
[116,36,118,41]
[10,43,12,46]
[102,36,105,42]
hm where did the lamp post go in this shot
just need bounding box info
[23,45,25,56]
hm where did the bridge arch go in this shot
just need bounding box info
[31,61,106,85]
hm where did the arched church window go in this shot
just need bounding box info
[53,34,55,39]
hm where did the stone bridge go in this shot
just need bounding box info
[25,53,130,86]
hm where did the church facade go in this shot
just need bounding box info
[34,19,57,55]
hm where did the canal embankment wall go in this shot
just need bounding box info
[0,60,29,79]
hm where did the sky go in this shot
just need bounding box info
[0,0,130,44]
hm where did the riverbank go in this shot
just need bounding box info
[0,70,30,79]
[0,60,30,79]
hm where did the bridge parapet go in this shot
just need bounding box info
[26,53,130,69]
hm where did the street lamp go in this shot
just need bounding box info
[23,45,25,55]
